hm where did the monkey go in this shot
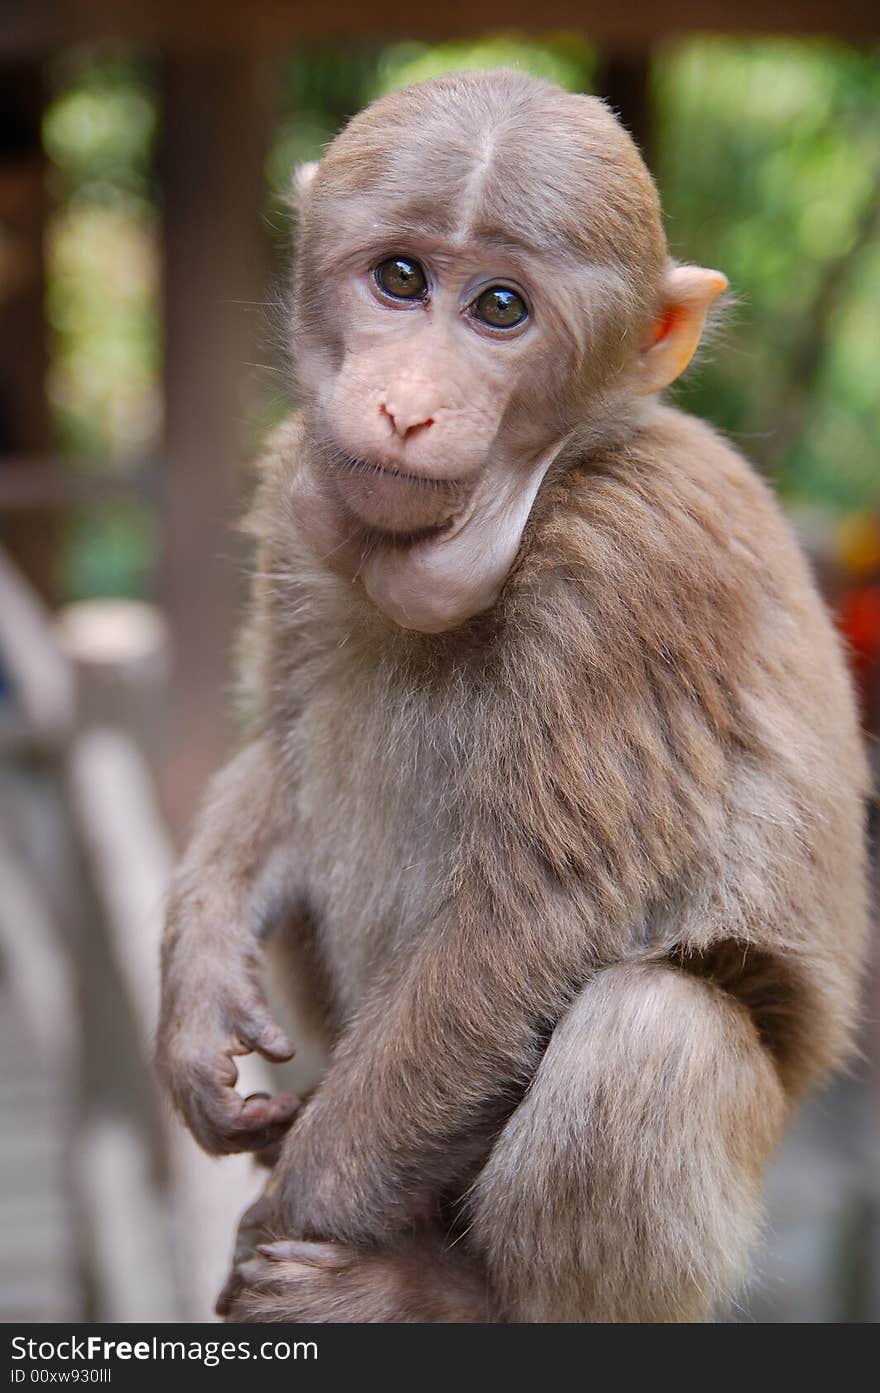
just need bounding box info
[157,69,869,1323]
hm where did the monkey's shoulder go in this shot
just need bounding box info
[526,404,813,614]
[509,403,858,754]
[244,411,307,530]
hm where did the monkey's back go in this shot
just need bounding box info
[513,403,870,1089]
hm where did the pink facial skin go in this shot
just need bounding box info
[295,242,573,632]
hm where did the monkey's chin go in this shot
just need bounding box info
[358,438,567,633]
[334,458,467,537]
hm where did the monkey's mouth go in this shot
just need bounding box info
[333,453,469,538]
[337,454,460,489]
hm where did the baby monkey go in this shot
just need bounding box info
[158,70,868,1322]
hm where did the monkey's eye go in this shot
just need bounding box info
[471,286,528,330]
[375,257,428,301]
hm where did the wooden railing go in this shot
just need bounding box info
[0,544,269,1320]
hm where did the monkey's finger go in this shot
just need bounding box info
[230,1257,267,1290]
[195,1087,301,1154]
[217,1247,287,1317]
[234,1223,269,1266]
[234,1015,295,1063]
[256,1240,353,1270]
[243,1090,303,1137]
[235,1255,294,1288]
[229,1090,301,1137]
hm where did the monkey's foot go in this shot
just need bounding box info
[218,1239,372,1322]
[218,1237,490,1323]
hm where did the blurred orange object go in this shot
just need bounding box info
[838,581,880,717]
[836,513,880,577]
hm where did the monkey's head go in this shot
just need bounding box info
[289,69,727,633]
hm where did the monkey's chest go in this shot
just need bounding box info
[292,699,456,1021]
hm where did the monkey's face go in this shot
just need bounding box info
[292,214,592,633]
[287,73,725,634]
[309,244,562,540]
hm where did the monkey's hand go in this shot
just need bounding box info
[157,969,300,1155]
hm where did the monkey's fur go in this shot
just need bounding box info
[158,71,869,1323]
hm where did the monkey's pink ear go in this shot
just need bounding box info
[290,160,319,210]
[637,265,728,395]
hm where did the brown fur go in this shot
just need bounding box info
[158,70,869,1323]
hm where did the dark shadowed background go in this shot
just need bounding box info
[1,0,878,1323]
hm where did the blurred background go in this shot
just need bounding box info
[1,0,878,1324]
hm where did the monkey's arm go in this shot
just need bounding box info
[157,739,302,1154]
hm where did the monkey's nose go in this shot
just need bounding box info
[379,400,435,441]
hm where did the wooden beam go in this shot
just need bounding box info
[4,0,879,56]
[0,59,56,601]
[0,456,154,510]
[159,50,270,836]
[68,728,271,1320]
[76,1117,179,1322]
[0,547,75,749]
[595,50,654,169]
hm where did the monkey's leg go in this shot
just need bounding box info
[223,956,787,1324]
[218,1149,493,1323]
[469,959,788,1322]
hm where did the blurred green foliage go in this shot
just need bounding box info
[43,47,159,598]
[654,39,880,512]
[265,37,594,234]
[43,35,880,601]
